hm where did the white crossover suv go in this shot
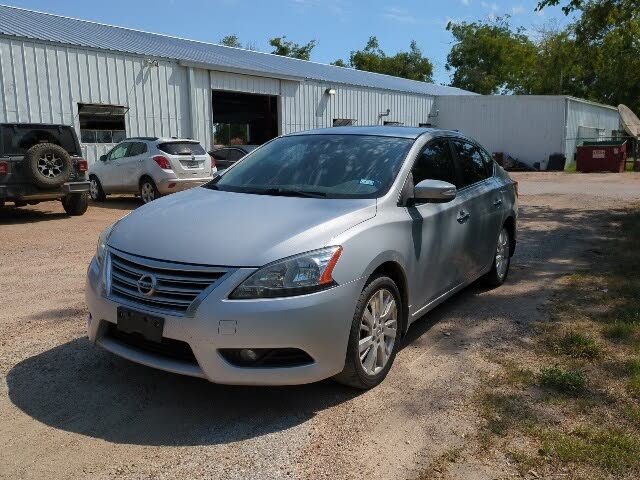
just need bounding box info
[89,137,215,203]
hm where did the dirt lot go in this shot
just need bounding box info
[1,172,638,480]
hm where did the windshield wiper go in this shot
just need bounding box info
[261,187,327,198]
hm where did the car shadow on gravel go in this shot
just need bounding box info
[6,337,359,447]
[0,206,70,224]
[88,197,141,211]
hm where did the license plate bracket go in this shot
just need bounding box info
[117,307,164,342]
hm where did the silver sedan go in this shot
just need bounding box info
[85,126,517,389]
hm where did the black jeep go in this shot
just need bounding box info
[0,123,91,215]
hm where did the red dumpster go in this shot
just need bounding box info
[576,140,627,173]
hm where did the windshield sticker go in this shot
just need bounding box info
[359,179,375,186]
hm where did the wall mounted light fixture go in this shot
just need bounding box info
[325,88,337,95]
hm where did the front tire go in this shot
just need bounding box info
[139,178,160,204]
[483,226,511,287]
[62,192,89,216]
[333,275,402,389]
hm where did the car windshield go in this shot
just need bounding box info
[210,134,413,199]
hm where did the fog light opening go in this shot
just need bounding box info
[240,348,259,362]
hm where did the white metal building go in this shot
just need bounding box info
[0,5,472,164]
[435,95,621,168]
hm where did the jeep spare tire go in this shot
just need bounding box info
[23,143,73,189]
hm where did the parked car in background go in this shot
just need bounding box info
[89,137,215,204]
[86,126,517,390]
[209,145,259,170]
[0,123,90,215]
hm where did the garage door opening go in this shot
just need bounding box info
[212,90,278,147]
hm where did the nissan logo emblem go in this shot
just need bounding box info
[137,274,157,297]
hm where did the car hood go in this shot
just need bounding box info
[107,187,377,267]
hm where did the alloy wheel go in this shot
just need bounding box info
[89,179,99,199]
[141,182,155,203]
[495,228,510,280]
[37,154,64,178]
[359,288,397,376]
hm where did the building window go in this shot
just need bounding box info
[383,121,404,126]
[78,103,128,144]
[333,118,356,127]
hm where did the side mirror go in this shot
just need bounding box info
[99,154,107,162]
[413,179,457,203]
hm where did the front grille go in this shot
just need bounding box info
[108,250,227,316]
[105,323,197,364]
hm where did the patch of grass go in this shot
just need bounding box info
[603,322,640,342]
[626,376,640,398]
[625,405,640,425]
[482,393,535,436]
[540,427,640,473]
[554,331,602,359]
[539,366,587,395]
[625,358,640,376]
[507,449,542,476]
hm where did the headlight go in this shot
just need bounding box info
[96,222,116,266]
[230,246,343,299]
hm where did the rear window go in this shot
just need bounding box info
[1,125,79,156]
[158,142,206,156]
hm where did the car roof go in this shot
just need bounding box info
[124,137,201,144]
[286,126,466,140]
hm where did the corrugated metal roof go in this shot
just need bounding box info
[0,4,475,97]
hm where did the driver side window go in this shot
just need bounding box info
[108,143,130,161]
[412,139,457,186]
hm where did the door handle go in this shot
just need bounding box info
[493,198,503,206]
[457,210,471,224]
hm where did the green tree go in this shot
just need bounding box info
[220,34,242,48]
[269,36,316,60]
[334,37,433,82]
[529,25,586,97]
[445,17,538,94]
[538,0,640,111]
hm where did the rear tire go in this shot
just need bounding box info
[62,192,89,216]
[89,176,106,201]
[483,226,511,287]
[333,275,402,389]
[139,178,160,204]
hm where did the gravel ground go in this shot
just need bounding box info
[0,172,638,480]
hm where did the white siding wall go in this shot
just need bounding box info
[280,80,435,133]
[436,95,567,169]
[565,98,620,164]
[211,71,280,96]
[0,37,193,163]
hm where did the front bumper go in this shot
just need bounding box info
[156,176,213,195]
[85,256,364,385]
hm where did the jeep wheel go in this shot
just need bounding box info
[23,143,73,189]
[62,192,89,216]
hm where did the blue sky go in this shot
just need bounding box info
[3,0,571,84]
